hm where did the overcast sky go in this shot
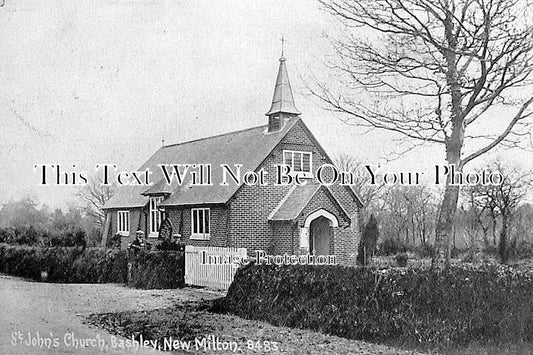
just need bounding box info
[1,0,532,209]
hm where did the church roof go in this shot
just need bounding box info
[104,54,363,211]
[103,117,301,209]
[265,56,301,116]
[268,183,350,223]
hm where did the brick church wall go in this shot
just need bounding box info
[165,206,229,247]
[230,119,362,265]
[229,120,317,256]
[105,207,146,249]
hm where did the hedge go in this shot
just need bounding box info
[0,244,186,289]
[221,264,533,347]
[0,244,127,283]
[127,249,185,289]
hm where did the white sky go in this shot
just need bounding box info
[1,0,532,209]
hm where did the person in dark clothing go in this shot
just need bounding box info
[129,230,144,252]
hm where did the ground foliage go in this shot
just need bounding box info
[0,243,127,283]
[86,302,214,346]
[127,249,185,289]
[220,263,533,347]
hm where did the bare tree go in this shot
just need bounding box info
[466,161,532,263]
[459,188,491,252]
[76,176,116,228]
[508,203,533,255]
[378,185,438,248]
[312,0,533,267]
[334,153,385,206]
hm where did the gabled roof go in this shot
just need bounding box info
[295,120,365,209]
[103,117,301,209]
[268,183,351,223]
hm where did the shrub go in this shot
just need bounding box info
[127,249,185,289]
[378,237,407,255]
[0,244,185,289]
[394,253,408,266]
[0,244,127,283]
[416,242,435,258]
[511,243,533,259]
[156,240,185,251]
[106,233,122,249]
[357,214,379,265]
[50,228,86,248]
[450,246,463,259]
[220,264,533,347]
[3,226,43,246]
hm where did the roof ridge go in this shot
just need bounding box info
[161,122,269,149]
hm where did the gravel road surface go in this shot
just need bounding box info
[0,274,426,355]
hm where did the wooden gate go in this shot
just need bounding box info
[185,246,247,290]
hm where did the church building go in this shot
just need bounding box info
[102,54,363,265]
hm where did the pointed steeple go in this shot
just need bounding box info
[266,55,301,117]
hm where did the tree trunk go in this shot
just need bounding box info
[499,213,509,263]
[491,211,497,246]
[434,183,460,269]
[434,10,465,270]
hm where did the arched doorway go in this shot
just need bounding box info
[304,209,338,256]
[310,216,331,256]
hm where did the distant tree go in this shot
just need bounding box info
[357,214,380,265]
[50,208,68,231]
[314,0,533,268]
[0,196,49,231]
[377,185,438,249]
[0,196,100,247]
[509,203,533,256]
[334,153,385,207]
[334,154,386,236]
[76,175,116,228]
[466,161,532,263]
[458,188,490,254]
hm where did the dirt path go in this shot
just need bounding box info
[0,274,426,355]
[0,274,219,354]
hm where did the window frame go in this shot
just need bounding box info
[117,210,130,236]
[190,208,211,240]
[282,150,313,178]
[149,196,165,238]
[269,115,281,131]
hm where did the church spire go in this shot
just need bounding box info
[265,41,301,132]
[266,55,301,117]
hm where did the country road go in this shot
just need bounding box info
[0,274,428,355]
[0,274,219,355]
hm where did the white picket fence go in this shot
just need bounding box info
[184,245,247,290]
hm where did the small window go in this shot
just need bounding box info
[149,197,165,237]
[282,150,312,177]
[117,211,130,235]
[191,208,210,240]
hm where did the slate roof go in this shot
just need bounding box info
[268,183,351,223]
[103,117,300,209]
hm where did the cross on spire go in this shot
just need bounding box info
[280,35,286,57]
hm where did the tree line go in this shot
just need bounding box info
[0,177,115,247]
[345,155,533,264]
